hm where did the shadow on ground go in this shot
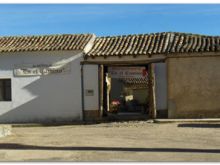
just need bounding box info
[178,123,220,128]
[11,119,153,128]
[0,143,219,153]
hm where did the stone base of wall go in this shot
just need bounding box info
[169,109,220,119]
[84,110,101,121]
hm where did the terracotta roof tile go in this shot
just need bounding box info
[87,32,220,57]
[0,34,93,53]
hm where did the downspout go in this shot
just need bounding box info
[81,63,85,121]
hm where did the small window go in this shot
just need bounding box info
[0,79,12,101]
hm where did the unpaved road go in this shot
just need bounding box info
[0,121,219,162]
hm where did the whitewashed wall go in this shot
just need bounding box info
[83,64,99,111]
[0,50,83,123]
[155,62,168,111]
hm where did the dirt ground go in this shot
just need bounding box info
[0,121,219,162]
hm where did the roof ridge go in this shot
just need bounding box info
[96,32,220,39]
[0,33,92,39]
[0,33,93,52]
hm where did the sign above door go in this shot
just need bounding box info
[108,67,147,79]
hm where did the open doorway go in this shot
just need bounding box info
[103,65,149,119]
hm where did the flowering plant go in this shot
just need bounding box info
[109,100,120,113]
[111,100,120,106]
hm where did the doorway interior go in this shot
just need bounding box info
[102,65,150,119]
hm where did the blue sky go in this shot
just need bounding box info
[1,4,220,36]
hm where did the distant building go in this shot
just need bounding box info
[0,32,219,123]
[84,32,220,120]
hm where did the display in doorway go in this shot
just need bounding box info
[107,66,149,115]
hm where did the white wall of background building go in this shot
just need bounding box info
[0,50,83,123]
[83,64,99,111]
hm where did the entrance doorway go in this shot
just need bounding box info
[102,65,149,119]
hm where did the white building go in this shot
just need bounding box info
[0,34,96,123]
[1,32,218,123]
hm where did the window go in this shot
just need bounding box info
[0,79,12,101]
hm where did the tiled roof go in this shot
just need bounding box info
[87,32,220,57]
[0,34,93,53]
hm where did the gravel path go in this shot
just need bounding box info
[0,121,219,161]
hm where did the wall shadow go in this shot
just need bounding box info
[178,123,220,128]
[0,56,82,123]
[0,143,219,153]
